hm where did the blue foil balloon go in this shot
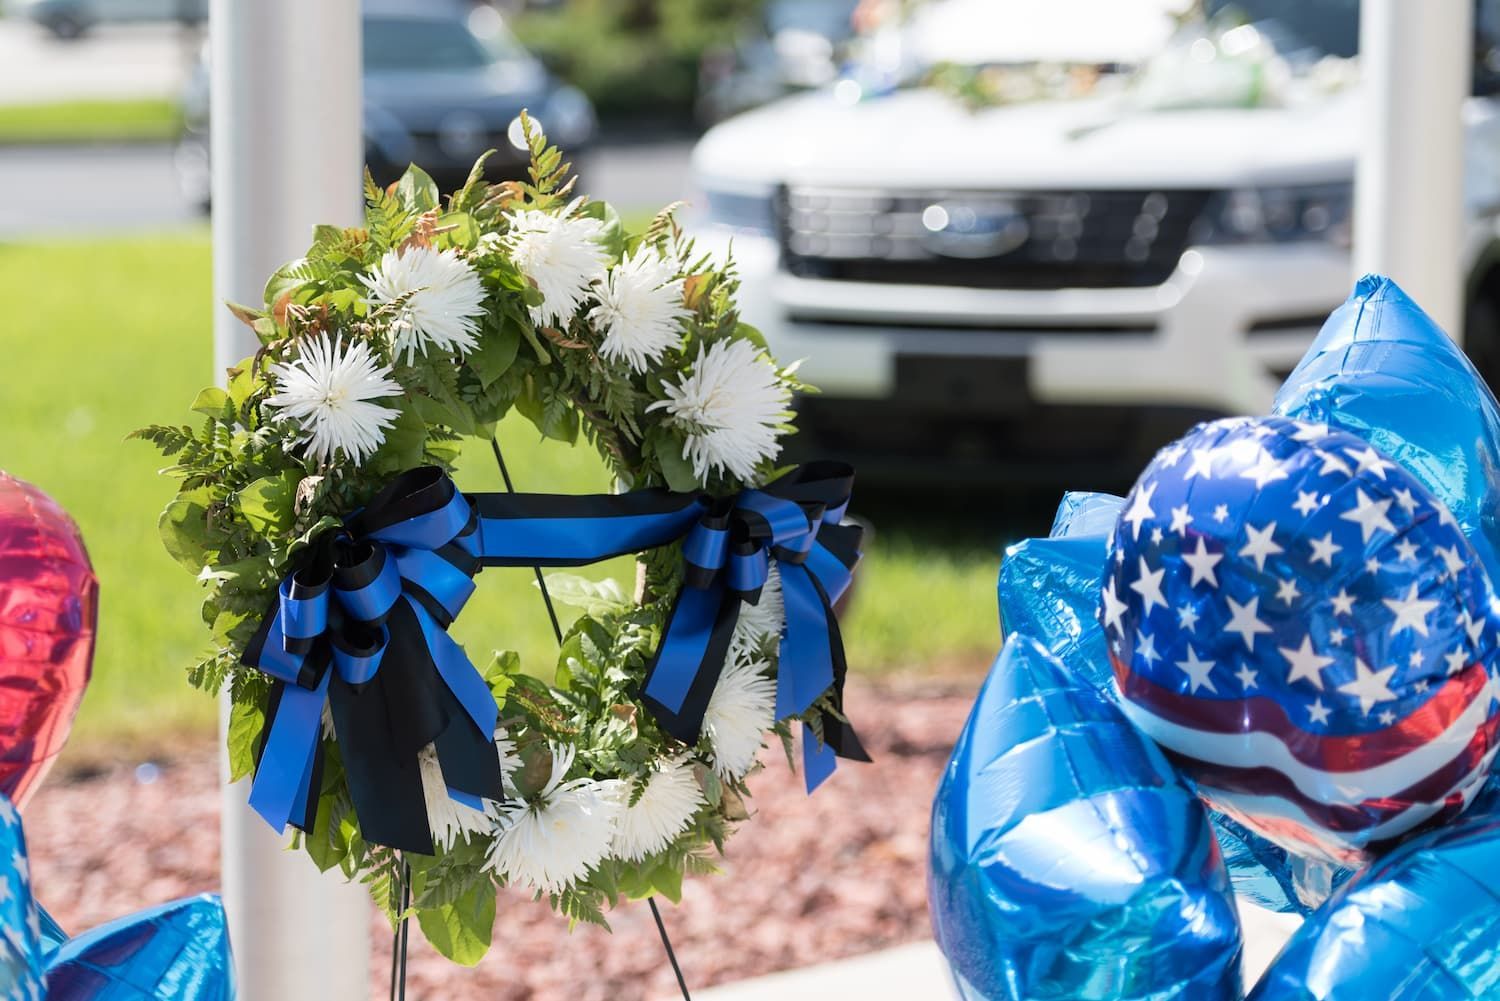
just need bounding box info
[1050,491,1126,538]
[0,794,233,999]
[998,491,1122,697]
[1274,274,1500,585]
[998,543,1114,699]
[0,799,45,1000]
[1106,415,1500,866]
[45,894,234,1001]
[929,633,1243,1000]
[1003,492,1344,912]
[35,905,66,962]
[1249,808,1500,999]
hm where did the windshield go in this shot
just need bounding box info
[766,0,859,40]
[1205,0,1360,59]
[363,16,526,72]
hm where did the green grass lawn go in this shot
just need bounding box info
[0,98,181,145]
[0,231,1002,759]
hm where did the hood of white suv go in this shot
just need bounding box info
[693,87,1359,193]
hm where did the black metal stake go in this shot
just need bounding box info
[389,855,412,1001]
[490,436,693,1001]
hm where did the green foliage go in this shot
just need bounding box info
[410,840,498,966]
[225,697,265,783]
[511,0,762,120]
[539,573,632,618]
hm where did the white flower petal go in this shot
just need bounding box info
[483,742,624,895]
[501,204,609,329]
[588,245,689,373]
[360,246,486,363]
[730,562,784,662]
[702,658,777,780]
[648,339,789,483]
[418,746,490,851]
[265,334,403,466]
[418,728,524,851]
[612,757,704,862]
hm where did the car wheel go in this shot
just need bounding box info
[42,14,89,40]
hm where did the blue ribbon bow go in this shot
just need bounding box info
[640,463,868,791]
[243,467,502,853]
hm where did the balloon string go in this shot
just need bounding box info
[490,436,693,1001]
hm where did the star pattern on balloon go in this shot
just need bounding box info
[1103,415,1500,864]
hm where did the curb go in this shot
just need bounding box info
[661,903,1305,1000]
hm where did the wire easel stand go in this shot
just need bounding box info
[387,440,695,1000]
[490,436,693,1001]
[389,856,412,1001]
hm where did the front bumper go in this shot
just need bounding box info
[709,230,1351,419]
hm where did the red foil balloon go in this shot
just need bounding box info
[0,472,96,807]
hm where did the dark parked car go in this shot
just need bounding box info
[14,0,205,40]
[174,5,597,207]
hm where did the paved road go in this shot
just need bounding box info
[0,15,699,240]
[0,20,193,104]
[0,137,697,240]
[0,143,197,238]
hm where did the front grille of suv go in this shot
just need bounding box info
[778,185,1213,290]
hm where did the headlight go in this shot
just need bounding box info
[1194,181,1353,247]
[700,186,777,236]
[542,86,596,147]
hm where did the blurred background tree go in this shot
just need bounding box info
[512,0,765,123]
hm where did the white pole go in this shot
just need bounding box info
[1354,0,1472,335]
[210,0,372,998]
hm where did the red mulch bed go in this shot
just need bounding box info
[21,677,980,999]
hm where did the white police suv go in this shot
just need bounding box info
[689,0,1500,482]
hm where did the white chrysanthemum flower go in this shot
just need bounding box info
[265,334,404,466]
[360,246,487,363]
[730,563,784,662]
[612,757,705,862]
[418,728,523,851]
[588,245,689,373]
[485,742,623,895]
[702,658,777,780]
[648,339,790,483]
[501,200,609,328]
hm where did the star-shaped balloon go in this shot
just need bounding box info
[1274,274,1500,584]
[0,791,232,1000]
[1250,807,1500,1000]
[996,491,1123,698]
[929,633,1242,1000]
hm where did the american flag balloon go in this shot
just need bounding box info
[1103,416,1500,866]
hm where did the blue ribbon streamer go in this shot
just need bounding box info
[465,460,868,790]
[242,462,867,851]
